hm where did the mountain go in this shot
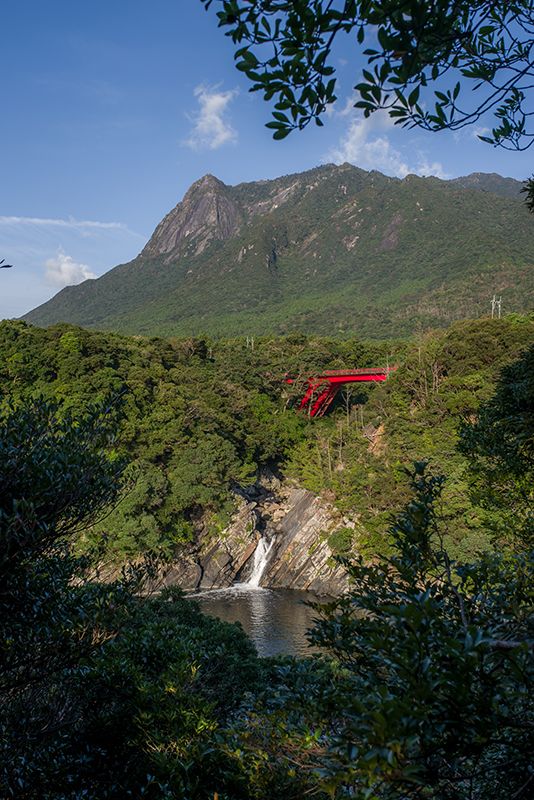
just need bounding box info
[24,165,533,338]
[448,172,525,200]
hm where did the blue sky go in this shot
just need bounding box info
[1,0,532,319]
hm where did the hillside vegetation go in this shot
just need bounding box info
[1,314,532,560]
[24,165,534,338]
[2,315,533,799]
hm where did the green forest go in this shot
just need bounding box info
[1,314,532,560]
[1,315,533,798]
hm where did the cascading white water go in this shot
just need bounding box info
[246,536,275,588]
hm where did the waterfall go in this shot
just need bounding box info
[246,535,275,588]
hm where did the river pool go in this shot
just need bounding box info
[190,586,323,657]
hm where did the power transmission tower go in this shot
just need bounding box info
[491,295,502,319]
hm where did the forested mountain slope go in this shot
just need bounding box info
[24,165,533,338]
[2,315,532,561]
[448,172,525,199]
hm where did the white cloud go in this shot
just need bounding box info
[0,215,144,319]
[337,96,359,117]
[0,215,144,241]
[414,158,449,179]
[45,250,97,288]
[0,215,130,231]
[473,125,491,140]
[184,84,238,150]
[327,109,448,179]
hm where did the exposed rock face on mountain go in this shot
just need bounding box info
[160,476,349,595]
[141,174,245,261]
[262,487,348,593]
[24,164,533,339]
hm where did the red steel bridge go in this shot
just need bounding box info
[285,366,397,418]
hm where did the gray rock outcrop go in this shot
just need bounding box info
[141,174,245,261]
[262,487,348,594]
[163,477,349,595]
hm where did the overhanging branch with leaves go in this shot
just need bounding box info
[202,0,534,150]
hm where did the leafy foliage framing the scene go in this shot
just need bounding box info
[308,464,534,798]
[202,0,534,150]
[522,174,534,211]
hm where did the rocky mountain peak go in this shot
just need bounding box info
[141,173,244,261]
[185,173,227,196]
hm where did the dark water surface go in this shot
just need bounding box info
[192,586,323,657]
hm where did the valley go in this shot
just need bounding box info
[2,314,532,581]
[4,0,534,794]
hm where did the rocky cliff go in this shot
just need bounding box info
[141,174,245,261]
[160,475,349,596]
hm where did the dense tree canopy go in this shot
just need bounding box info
[0,399,270,798]
[1,317,533,562]
[522,174,534,210]
[202,1,534,151]
[460,342,534,547]
[309,465,534,799]
[2,322,533,797]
